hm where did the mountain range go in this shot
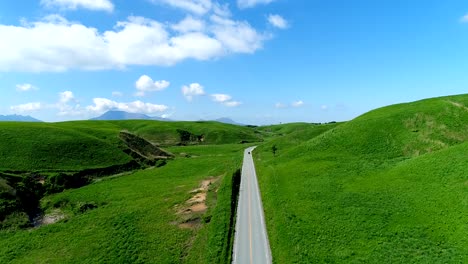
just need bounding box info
[0,114,42,122]
[90,111,171,121]
[91,110,245,125]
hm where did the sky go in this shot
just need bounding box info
[0,0,467,124]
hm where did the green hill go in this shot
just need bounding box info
[0,122,131,172]
[0,120,261,172]
[255,94,468,263]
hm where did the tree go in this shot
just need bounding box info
[272,145,278,156]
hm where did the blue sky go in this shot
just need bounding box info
[0,0,467,124]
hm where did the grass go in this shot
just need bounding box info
[254,94,468,263]
[0,122,131,172]
[0,143,246,263]
[0,120,261,172]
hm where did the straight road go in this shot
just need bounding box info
[233,147,272,264]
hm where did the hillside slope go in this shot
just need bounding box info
[255,94,468,263]
[0,120,261,172]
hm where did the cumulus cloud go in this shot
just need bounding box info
[16,83,38,92]
[0,14,266,72]
[182,83,205,101]
[86,98,168,114]
[56,91,83,116]
[210,15,267,53]
[40,0,114,12]
[135,75,170,97]
[211,93,232,102]
[237,0,275,9]
[10,102,43,113]
[292,100,304,107]
[150,0,212,15]
[171,16,205,33]
[211,93,242,107]
[59,91,75,103]
[268,14,288,29]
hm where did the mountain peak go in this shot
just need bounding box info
[214,117,244,126]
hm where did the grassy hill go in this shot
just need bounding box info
[0,118,261,263]
[254,94,468,263]
[0,120,261,244]
[0,120,261,172]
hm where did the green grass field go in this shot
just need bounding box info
[255,94,468,263]
[0,144,247,263]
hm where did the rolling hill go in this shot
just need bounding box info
[254,94,468,263]
[0,119,262,263]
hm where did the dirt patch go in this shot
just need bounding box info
[33,209,65,227]
[174,177,220,229]
[178,218,201,229]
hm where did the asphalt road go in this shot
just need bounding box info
[232,147,272,264]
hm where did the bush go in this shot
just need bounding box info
[0,212,31,230]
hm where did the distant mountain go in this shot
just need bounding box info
[0,114,42,122]
[91,110,171,121]
[214,117,245,126]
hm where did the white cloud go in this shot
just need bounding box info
[268,14,288,29]
[10,102,43,113]
[224,101,241,107]
[211,93,242,107]
[112,91,123,97]
[59,91,75,103]
[135,75,170,96]
[210,15,267,53]
[86,98,168,114]
[275,102,287,109]
[237,0,275,9]
[16,83,38,92]
[213,3,231,17]
[211,93,232,102]
[41,0,114,12]
[56,91,82,116]
[292,100,304,107]
[321,105,328,111]
[182,83,205,101]
[151,0,212,15]
[0,14,266,72]
[461,14,468,23]
[171,16,205,33]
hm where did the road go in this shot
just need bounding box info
[232,146,272,264]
